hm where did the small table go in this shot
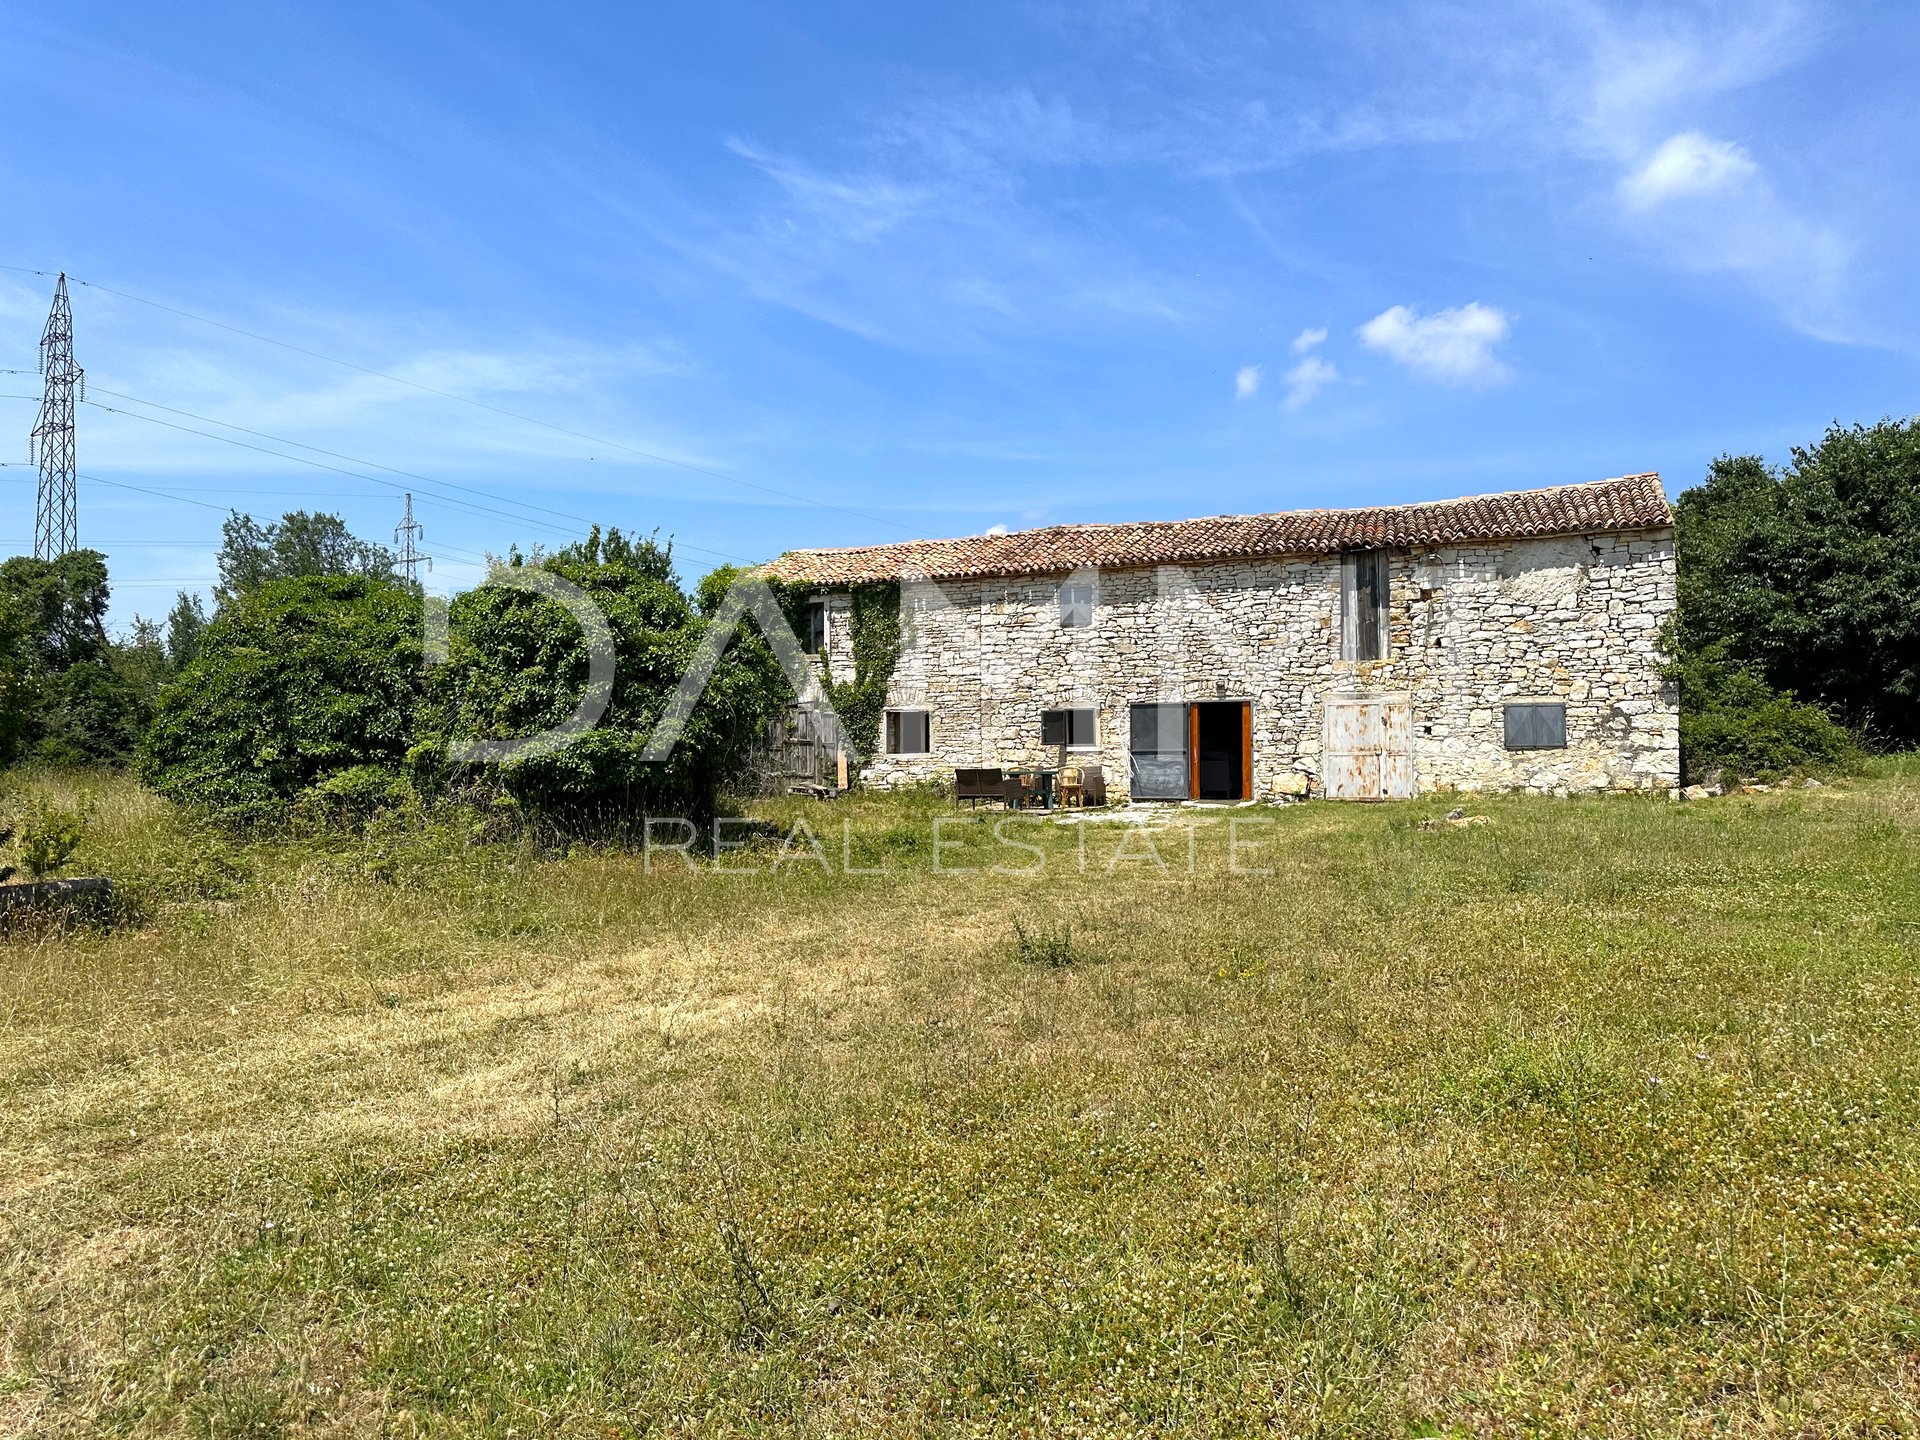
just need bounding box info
[1015,768,1059,811]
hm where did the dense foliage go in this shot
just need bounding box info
[140,527,792,826]
[139,575,425,821]
[1672,422,1920,766]
[216,509,398,602]
[424,530,791,824]
[0,550,155,766]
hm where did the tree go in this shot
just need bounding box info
[142,529,794,826]
[1673,420,1920,749]
[216,510,397,603]
[421,529,791,826]
[0,550,147,765]
[140,575,425,820]
[166,591,208,667]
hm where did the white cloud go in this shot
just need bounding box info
[1233,364,1261,400]
[1290,326,1327,353]
[1282,356,1337,410]
[1619,132,1759,210]
[1357,303,1512,387]
[984,523,1010,536]
[1608,130,1849,339]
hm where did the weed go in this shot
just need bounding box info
[1011,916,1083,968]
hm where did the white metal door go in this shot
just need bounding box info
[1324,697,1414,800]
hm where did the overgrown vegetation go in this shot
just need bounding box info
[0,549,157,766]
[1669,420,1920,778]
[135,524,792,829]
[424,529,790,828]
[2,766,1918,1434]
[822,581,903,767]
[139,574,425,822]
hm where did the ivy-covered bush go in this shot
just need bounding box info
[140,530,795,829]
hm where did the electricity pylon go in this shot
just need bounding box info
[30,274,83,559]
[395,492,431,582]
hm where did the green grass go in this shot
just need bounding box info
[2,764,1919,1436]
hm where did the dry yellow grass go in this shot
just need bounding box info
[2,765,1919,1436]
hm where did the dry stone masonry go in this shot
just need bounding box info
[774,477,1679,800]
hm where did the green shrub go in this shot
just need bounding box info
[419,532,791,829]
[1666,640,1857,782]
[1012,918,1084,969]
[139,575,423,822]
[141,533,793,832]
[14,794,90,879]
[300,764,416,823]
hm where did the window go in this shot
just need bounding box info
[1503,702,1568,750]
[1041,707,1097,748]
[1341,552,1390,662]
[1058,582,1094,628]
[800,601,827,656]
[886,709,930,755]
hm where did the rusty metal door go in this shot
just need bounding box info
[1323,697,1414,800]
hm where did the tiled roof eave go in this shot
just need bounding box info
[764,474,1671,587]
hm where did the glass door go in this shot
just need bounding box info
[1128,703,1190,799]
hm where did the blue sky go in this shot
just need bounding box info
[2,0,1918,619]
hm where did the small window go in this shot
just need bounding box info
[1504,703,1568,750]
[1341,552,1389,662]
[886,709,930,755]
[800,601,827,655]
[1041,707,1097,748]
[1058,582,1093,629]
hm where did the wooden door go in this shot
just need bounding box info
[1324,697,1414,800]
[1239,701,1253,800]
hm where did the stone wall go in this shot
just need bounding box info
[812,528,1677,798]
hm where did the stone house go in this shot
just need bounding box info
[764,474,1678,800]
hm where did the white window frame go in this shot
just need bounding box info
[1042,707,1099,750]
[1058,582,1094,629]
[885,708,931,755]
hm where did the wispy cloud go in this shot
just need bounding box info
[1233,364,1261,400]
[1358,303,1512,387]
[1618,131,1758,209]
[1282,355,1337,410]
[1291,326,1327,353]
[1609,127,1849,338]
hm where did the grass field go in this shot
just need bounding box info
[3,765,1919,1437]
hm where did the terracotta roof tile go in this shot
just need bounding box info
[765,473,1671,586]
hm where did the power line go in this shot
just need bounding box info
[0,262,924,537]
[87,384,631,540]
[80,397,752,566]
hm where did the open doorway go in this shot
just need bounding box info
[1192,701,1250,800]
